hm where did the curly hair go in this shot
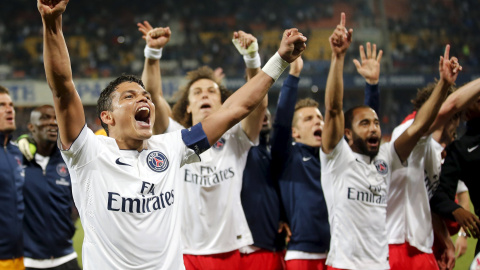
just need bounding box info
[96,74,144,135]
[411,81,456,111]
[171,66,232,128]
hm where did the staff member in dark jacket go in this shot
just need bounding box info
[0,85,25,270]
[430,96,480,254]
[270,48,381,269]
[19,105,81,270]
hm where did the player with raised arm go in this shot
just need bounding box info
[320,12,460,270]
[140,24,279,269]
[38,0,306,269]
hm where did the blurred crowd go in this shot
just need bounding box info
[0,0,478,81]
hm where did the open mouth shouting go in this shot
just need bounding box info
[135,106,151,127]
[314,129,322,141]
[367,136,380,148]
[199,102,212,111]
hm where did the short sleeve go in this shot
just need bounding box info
[58,125,105,169]
[456,180,468,194]
[320,139,354,174]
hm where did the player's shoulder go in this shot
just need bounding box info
[148,130,184,150]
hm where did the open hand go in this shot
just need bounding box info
[452,207,480,238]
[353,42,383,84]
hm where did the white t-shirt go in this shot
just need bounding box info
[387,119,443,253]
[168,119,254,255]
[60,125,199,270]
[320,139,402,270]
[457,180,468,194]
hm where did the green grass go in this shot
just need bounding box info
[71,218,477,269]
[73,219,83,268]
[452,234,477,270]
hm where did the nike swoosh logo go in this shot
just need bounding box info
[115,158,132,167]
[468,145,479,153]
[302,157,312,162]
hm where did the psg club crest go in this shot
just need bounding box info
[374,160,388,175]
[212,138,226,150]
[56,163,69,177]
[146,151,169,172]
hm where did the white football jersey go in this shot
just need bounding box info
[168,119,254,255]
[320,139,403,270]
[387,119,443,253]
[60,125,200,270]
[457,180,468,194]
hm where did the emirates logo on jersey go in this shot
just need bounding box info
[374,160,388,175]
[212,138,226,150]
[56,163,69,177]
[146,151,169,172]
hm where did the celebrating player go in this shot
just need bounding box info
[320,12,460,270]
[38,0,306,269]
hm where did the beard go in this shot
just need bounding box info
[351,130,380,159]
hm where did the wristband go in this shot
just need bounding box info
[458,231,467,238]
[262,52,289,81]
[243,52,261,69]
[144,46,163,60]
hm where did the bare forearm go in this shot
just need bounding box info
[142,58,161,96]
[42,16,74,97]
[224,71,273,120]
[414,80,450,135]
[142,58,170,134]
[457,192,471,212]
[325,54,345,112]
[246,67,261,81]
[395,80,450,161]
[323,54,346,152]
[241,94,267,141]
[432,78,480,131]
[205,71,273,145]
[432,212,451,246]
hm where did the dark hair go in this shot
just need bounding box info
[171,66,231,128]
[292,98,320,126]
[411,81,456,111]
[344,105,373,130]
[96,74,144,135]
[0,85,10,95]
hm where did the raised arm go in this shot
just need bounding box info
[201,28,307,145]
[138,21,172,135]
[270,57,303,168]
[322,12,353,154]
[232,30,266,142]
[430,77,480,133]
[38,0,85,149]
[353,42,383,113]
[394,45,461,162]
